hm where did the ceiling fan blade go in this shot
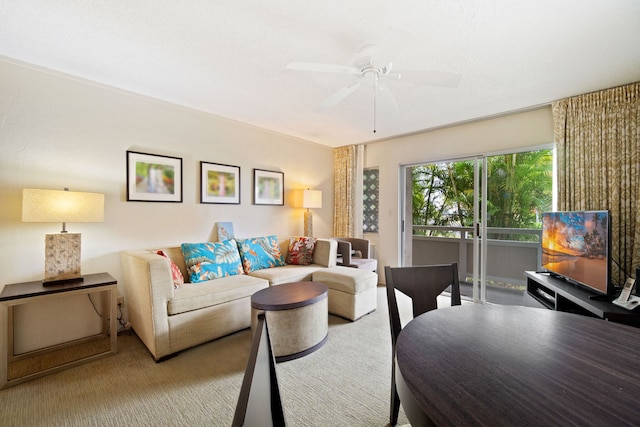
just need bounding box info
[390,69,462,88]
[286,62,359,74]
[314,81,361,113]
[372,27,413,68]
[375,83,400,116]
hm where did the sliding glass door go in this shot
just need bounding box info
[401,147,552,304]
[401,156,485,302]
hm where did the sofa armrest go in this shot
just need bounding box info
[120,250,175,360]
[312,238,337,267]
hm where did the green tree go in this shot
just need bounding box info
[485,150,552,229]
[412,149,552,238]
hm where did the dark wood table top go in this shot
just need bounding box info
[251,281,327,311]
[396,304,640,426]
[0,273,116,302]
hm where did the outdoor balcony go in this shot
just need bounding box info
[411,225,541,305]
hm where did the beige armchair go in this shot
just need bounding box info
[333,237,378,272]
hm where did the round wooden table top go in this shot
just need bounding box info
[251,281,328,311]
[396,304,640,426]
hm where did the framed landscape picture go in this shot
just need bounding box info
[126,151,183,202]
[253,169,284,205]
[200,162,241,204]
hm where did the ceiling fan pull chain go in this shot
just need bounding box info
[373,75,377,133]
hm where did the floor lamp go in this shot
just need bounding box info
[301,189,322,237]
[22,188,105,284]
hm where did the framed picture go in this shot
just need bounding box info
[216,222,235,241]
[200,162,241,204]
[253,169,284,205]
[126,151,183,202]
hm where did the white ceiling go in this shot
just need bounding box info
[2,1,640,148]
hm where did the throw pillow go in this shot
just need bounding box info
[156,250,185,289]
[237,235,286,274]
[286,236,317,265]
[181,240,244,283]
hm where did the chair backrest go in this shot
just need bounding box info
[333,238,352,265]
[385,263,461,347]
[333,237,377,271]
[232,313,286,427]
[336,237,370,258]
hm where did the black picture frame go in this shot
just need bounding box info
[253,169,284,205]
[126,151,183,202]
[200,161,241,204]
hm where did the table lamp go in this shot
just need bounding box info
[22,188,104,284]
[301,189,322,237]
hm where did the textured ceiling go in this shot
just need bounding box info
[2,1,640,148]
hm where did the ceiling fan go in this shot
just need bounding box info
[286,27,462,132]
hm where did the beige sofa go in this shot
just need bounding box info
[121,238,377,361]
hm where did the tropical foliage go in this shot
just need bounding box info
[412,149,553,240]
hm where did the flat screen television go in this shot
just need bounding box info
[541,210,611,296]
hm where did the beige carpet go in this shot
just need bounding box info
[0,287,414,426]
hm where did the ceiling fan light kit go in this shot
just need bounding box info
[286,27,462,133]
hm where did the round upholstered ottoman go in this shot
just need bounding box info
[250,281,328,362]
[312,267,378,321]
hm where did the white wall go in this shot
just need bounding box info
[0,59,334,349]
[364,107,555,280]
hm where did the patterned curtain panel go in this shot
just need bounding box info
[334,145,357,237]
[552,82,640,285]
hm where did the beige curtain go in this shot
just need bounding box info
[552,82,640,285]
[333,145,364,237]
[354,145,364,238]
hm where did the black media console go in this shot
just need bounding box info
[525,271,640,326]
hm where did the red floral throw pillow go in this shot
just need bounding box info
[286,237,317,265]
[156,250,185,289]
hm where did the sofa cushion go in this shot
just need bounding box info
[286,236,317,265]
[155,250,185,289]
[237,235,286,274]
[168,275,269,315]
[181,240,244,283]
[248,264,324,285]
[312,266,378,295]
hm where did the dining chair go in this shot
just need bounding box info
[384,263,461,426]
[232,312,286,427]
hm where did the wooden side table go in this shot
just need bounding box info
[0,272,117,389]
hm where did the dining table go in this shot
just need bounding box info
[395,304,640,426]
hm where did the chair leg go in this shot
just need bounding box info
[390,384,400,425]
[390,360,400,425]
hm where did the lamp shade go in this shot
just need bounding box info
[302,189,322,209]
[22,188,104,223]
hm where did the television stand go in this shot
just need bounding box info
[588,293,614,301]
[525,271,640,327]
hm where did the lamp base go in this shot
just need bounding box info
[304,210,313,237]
[44,233,82,283]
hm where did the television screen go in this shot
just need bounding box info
[541,210,610,295]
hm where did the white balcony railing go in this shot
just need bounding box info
[412,225,542,287]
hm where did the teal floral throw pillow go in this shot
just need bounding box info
[237,235,286,274]
[181,240,244,283]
